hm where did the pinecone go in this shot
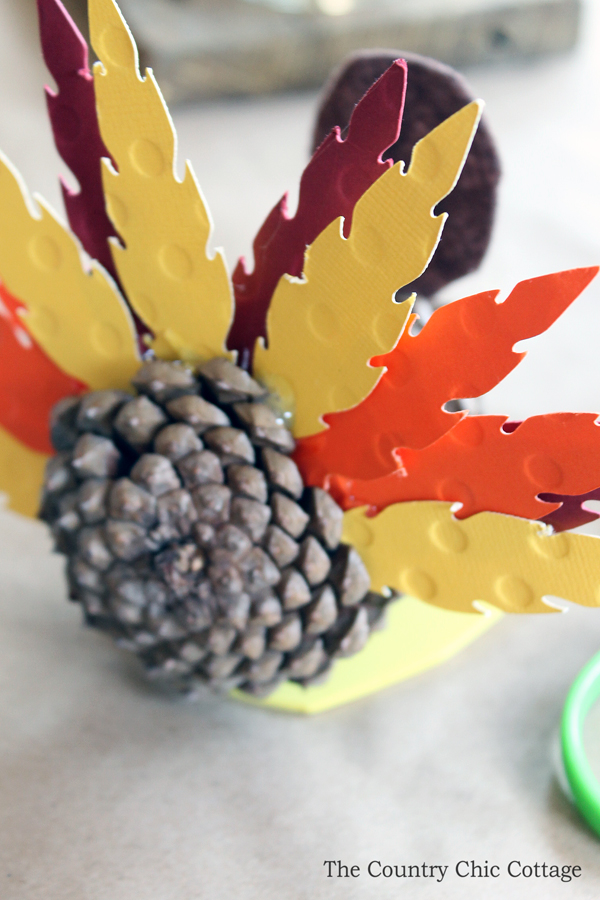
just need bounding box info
[40,358,396,696]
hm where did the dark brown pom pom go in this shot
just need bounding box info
[313,50,501,298]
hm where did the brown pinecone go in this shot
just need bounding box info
[40,358,396,696]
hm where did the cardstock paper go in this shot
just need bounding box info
[541,487,600,533]
[90,0,233,364]
[0,283,85,454]
[328,413,600,523]
[228,60,407,363]
[0,150,139,391]
[294,268,599,483]
[343,500,600,615]
[0,424,48,518]
[254,101,481,438]
[37,0,119,284]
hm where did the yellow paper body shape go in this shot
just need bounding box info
[0,425,48,518]
[343,500,600,615]
[0,152,139,390]
[253,101,482,438]
[90,0,233,363]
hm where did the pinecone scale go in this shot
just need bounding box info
[40,359,396,697]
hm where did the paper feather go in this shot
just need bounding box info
[0,282,85,453]
[0,150,140,390]
[89,0,233,363]
[295,268,598,483]
[254,101,482,438]
[328,413,600,522]
[0,425,48,518]
[228,60,407,364]
[540,487,600,532]
[37,0,119,283]
[343,501,600,615]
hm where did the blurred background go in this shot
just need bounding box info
[1,5,600,897]
[0,0,598,425]
[58,0,582,104]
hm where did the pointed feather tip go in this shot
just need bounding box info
[346,58,407,151]
[37,0,88,76]
[90,0,140,74]
[407,99,483,189]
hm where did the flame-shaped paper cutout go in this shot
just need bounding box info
[228,60,408,363]
[37,0,119,283]
[0,150,140,390]
[344,501,600,615]
[295,267,599,482]
[90,0,233,363]
[0,424,48,518]
[253,101,482,438]
[0,283,86,453]
[329,413,600,522]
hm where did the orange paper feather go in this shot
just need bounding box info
[294,267,599,484]
[0,283,86,453]
[327,413,600,522]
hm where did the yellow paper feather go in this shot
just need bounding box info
[0,425,48,518]
[0,151,140,390]
[343,500,600,615]
[253,101,482,438]
[89,0,233,363]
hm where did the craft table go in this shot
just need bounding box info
[1,1,600,897]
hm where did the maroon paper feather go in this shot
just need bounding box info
[540,487,600,532]
[37,0,118,280]
[227,59,407,366]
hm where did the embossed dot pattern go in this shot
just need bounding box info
[530,531,570,559]
[429,519,468,553]
[159,244,193,281]
[450,416,484,447]
[295,269,597,483]
[90,321,123,359]
[343,515,374,549]
[254,103,482,438]
[91,0,234,363]
[524,453,563,490]
[400,567,437,601]
[343,500,600,615]
[226,60,409,366]
[129,139,166,178]
[307,301,339,342]
[328,384,359,416]
[328,412,600,525]
[0,150,140,392]
[494,575,534,610]
[28,235,62,271]
[30,305,60,338]
[99,23,134,68]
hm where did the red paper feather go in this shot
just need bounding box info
[0,283,86,454]
[37,0,118,280]
[327,413,600,523]
[227,59,407,365]
[294,267,599,485]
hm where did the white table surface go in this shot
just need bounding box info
[1,1,600,897]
